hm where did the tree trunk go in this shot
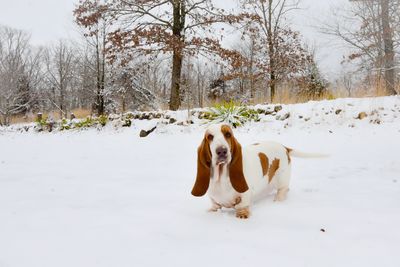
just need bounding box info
[169,0,185,111]
[381,0,396,95]
[95,30,106,116]
[269,69,276,102]
[121,96,126,113]
[197,65,203,108]
[267,0,276,103]
[60,84,65,118]
[169,50,183,110]
[249,36,255,100]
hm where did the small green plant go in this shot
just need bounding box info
[204,101,260,127]
[35,116,49,131]
[35,117,48,127]
[74,117,94,128]
[59,118,71,131]
[98,115,108,126]
[124,112,134,120]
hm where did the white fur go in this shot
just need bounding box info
[205,123,323,217]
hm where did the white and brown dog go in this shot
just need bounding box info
[191,123,325,219]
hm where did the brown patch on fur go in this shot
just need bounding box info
[234,196,242,205]
[268,158,280,183]
[236,207,250,219]
[221,124,233,146]
[220,124,249,193]
[191,132,212,196]
[285,147,292,164]
[258,153,269,176]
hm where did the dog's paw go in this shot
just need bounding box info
[235,207,250,219]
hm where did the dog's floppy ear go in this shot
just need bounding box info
[191,136,212,197]
[229,136,249,193]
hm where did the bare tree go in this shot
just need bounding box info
[0,26,42,125]
[44,41,77,118]
[232,34,263,101]
[75,2,111,115]
[321,0,399,95]
[240,0,310,102]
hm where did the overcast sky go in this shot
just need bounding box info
[0,0,351,80]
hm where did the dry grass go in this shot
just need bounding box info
[9,108,92,125]
[70,108,92,118]
[9,114,34,124]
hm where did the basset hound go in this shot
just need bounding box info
[191,123,325,219]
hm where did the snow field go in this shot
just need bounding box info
[1,96,400,267]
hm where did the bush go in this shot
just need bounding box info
[59,118,72,131]
[204,101,260,127]
[35,116,53,132]
[74,117,95,128]
[98,115,108,126]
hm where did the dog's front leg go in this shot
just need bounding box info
[208,198,222,212]
[234,192,251,219]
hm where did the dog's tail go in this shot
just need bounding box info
[287,147,329,159]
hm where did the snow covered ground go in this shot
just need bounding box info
[1,96,400,267]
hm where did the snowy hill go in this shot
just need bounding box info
[1,96,400,267]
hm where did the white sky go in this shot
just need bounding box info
[0,0,351,80]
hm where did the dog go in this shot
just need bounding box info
[191,123,326,219]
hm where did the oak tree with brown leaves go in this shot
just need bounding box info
[74,0,252,110]
[240,0,310,102]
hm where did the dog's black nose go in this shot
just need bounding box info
[216,146,228,157]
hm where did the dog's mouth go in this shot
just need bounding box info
[216,159,227,165]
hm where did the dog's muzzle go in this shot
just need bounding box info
[216,146,228,165]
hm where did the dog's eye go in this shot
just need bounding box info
[224,132,231,138]
[207,134,214,141]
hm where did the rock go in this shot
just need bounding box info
[139,130,148,137]
[142,113,151,120]
[47,121,55,132]
[169,118,177,124]
[357,112,367,120]
[279,113,290,120]
[274,105,283,113]
[139,126,157,137]
[122,119,132,127]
